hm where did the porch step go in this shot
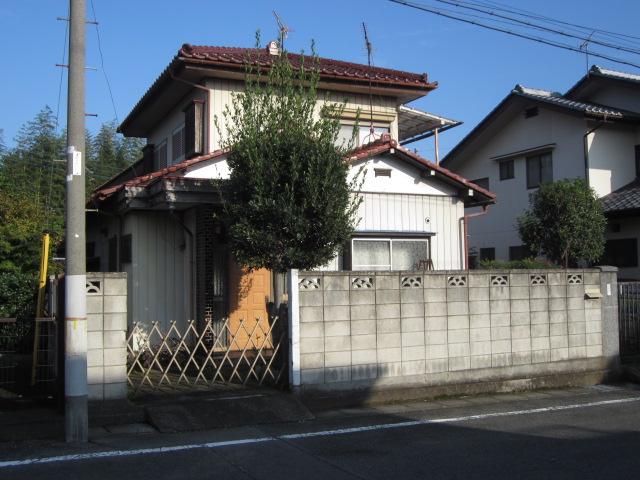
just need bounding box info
[144,390,314,433]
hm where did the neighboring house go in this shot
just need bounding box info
[87,43,494,332]
[442,65,640,277]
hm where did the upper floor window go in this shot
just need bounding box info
[154,139,167,169]
[526,152,552,189]
[471,177,490,190]
[336,124,390,148]
[172,125,185,164]
[499,159,514,180]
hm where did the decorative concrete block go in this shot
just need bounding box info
[491,339,511,354]
[510,299,531,313]
[531,311,549,324]
[470,328,491,342]
[448,315,469,330]
[401,316,424,333]
[470,341,491,356]
[401,288,424,304]
[512,352,532,365]
[550,310,568,324]
[586,320,602,333]
[301,337,324,353]
[567,285,585,298]
[446,288,469,302]
[376,318,401,334]
[490,300,510,314]
[586,333,602,346]
[531,349,550,364]
[449,356,471,371]
[375,274,400,290]
[104,278,127,296]
[88,349,103,368]
[87,366,104,384]
[492,353,512,367]
[324,351,351,368]
[352,334,377,350]
[424,274,447,289]
[300,291,323,307]
[426,302,447,317]
[103,348,126,367]
[378,362,403,378]
[351,320,376,336]
[377,347,402,363]
[351,348,377,365]
[569,334,586,347]
[469,301,490,314]
[568,322,586,335]
[531,324,550,337]
[301,322,324,338]
[447,301,469,316]
[568,310,585,323]
[509,273,529,287]
[323,290,350,306]
[300,306,323,324]
[377,289,400,305]
[567,297,586,311]
[87,313,103,332]
[469,288,489,302]
[325,366,352,383]
[424,288,447,303]
[103,331,125,349]
[425,358,449,373]
[489,287,510,300]
[377,333,401,348]
[529,285,548,299]
[470,314,491,329]
[324,336,351,352]
[491,327,511,341]
[350,290,376,305]
[549,297,567,311]
[569,346,587,359]
[448,342,470,357]
[550,335,568,349]
[511,326,531,339]
[324,275,350,291]
[402,331,424,347]
[377,303,400,319]
[470,354,492,369]
[469,274,490,288]
[301,353,324,369]
[490,313,511,327]
[531,336,550,350]
[550,323,567,336]
[426,330,447,345]
[402,346,425,362]
[584,272,600,286]
[301,368,324,385]
[324,305,350,321]
[511,337,531,352]
[530,298,549,312]
[402,360,426,376]
[585,308,602,322]
[400,303,424,319]
[550,348,569,362]
[549,285,568,298]
[88,331,103,350]
[425,316,447,331]
[103,365,126,383]
[426,344,448,359]
[511,312,531,326]
[510,286,530,300]
[352,364,378,380]
[87,296,104,315]
[350,304,376,320]
[448,329,469,344]
[324,321,350,337]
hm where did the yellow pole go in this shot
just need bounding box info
[31,232,50,386]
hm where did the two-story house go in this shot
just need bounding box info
[86,43,494,334]
[442,65,640,278]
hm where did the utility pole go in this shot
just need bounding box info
[65,0,88,443]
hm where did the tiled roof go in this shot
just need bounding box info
[179,44,436,89]
[514,85,631,118]
[349,134,496,203]
[591,65,640,84]
[601,178,640,214]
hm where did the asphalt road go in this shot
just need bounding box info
[2,385,640,479]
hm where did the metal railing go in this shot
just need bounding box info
[619,282,640,358]
[126,315,288,395]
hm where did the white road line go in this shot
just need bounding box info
[1,396,638,468]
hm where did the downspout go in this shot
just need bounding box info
[170,210,196,322]
[583,120,604,185]
[462,205,490,270]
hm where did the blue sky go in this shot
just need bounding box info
[1,0,639,158]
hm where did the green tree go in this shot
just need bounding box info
[517,179,606,268]
[217,42,361,272]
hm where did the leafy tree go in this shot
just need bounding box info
[517,179,606,268]
[217,42,361,272]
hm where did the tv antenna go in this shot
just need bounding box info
[579,31,595,73]
[362,22,377,145]
[273,11,292,50]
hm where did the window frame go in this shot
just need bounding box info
[337,121,390,148]
[499,159,515,181]
[154,139,168,169]
[526,152,553,189]
[171,124,186,164]
[351,237,431,271]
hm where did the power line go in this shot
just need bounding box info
[89,0,118,123]
[387,0,640,70]
[432,0,640,56]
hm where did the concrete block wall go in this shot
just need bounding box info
[296,268,618,392]
[86,272,128,401]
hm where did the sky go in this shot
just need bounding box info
[1,0,639,158]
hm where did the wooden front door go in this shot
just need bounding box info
[227,259,272,350]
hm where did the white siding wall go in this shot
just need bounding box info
[588,124,639,197]
[589,86,640,116]
[355,192,464,270]
[123,211,193,331]
[450,108,588,261]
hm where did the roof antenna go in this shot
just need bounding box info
[273,11,292,51]
[579,31,595,74]
[361,22,378,146]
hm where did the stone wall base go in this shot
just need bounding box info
[297,356,621,411]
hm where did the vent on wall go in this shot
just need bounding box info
[524,107,539,119]
[374,168,391,177]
